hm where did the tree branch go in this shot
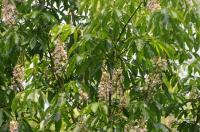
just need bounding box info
[116,2,143,43]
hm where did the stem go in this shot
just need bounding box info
[46,49,58,80]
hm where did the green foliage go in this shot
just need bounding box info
[0,0,200,131]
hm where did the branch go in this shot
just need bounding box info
[116,2,143,43]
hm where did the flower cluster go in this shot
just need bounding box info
[98,71,112,101]
[144,73,162,90]
[112,69,123,91]
[143,57,167,98]
[153,57,168,71]
[161,114,176,128]
[9,120,19,132]
[98,69,123,102]
[52,38,67,75]
[119,95,128,108]
[147,0,161,12]
[2,0,17,25]
[11,64,24,91]
[143,72,162,100]
[79,90,89,102]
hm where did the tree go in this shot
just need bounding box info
[0,0,200,131]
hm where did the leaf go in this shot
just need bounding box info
[0,109,3,127]
[21,119,33,132]
[91,103,99,113]
[55,119,62,132]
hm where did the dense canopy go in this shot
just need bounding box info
[0,0,200,131]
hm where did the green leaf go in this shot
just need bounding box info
[0,109,3,127]
[91,103,99,113]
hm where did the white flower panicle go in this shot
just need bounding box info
[98,71,112,101]
[11,64,24,91]
[2,0,17,25]
[98,69,123,101]
[52,38,67,75]
[9,120,19,132]
[147,0,161,11]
